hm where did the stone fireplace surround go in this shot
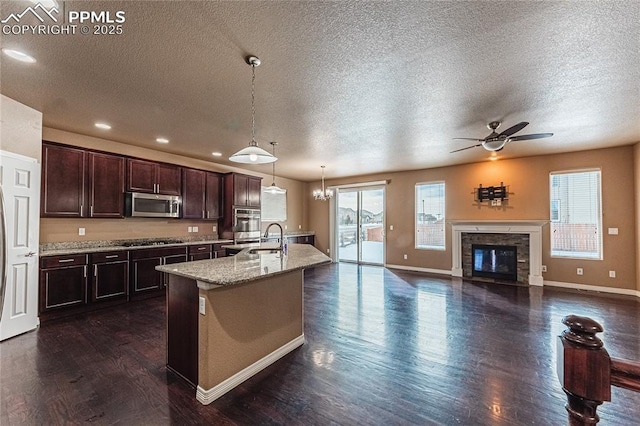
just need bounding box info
[450,221,547,286]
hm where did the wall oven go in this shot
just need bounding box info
[125,192,181,218]
[234,208,261,243]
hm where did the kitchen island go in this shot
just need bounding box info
[156,243,331,404]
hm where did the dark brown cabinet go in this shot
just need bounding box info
[225,173,262,208]
[130,246,187,299]
[188,244,212,261]
[90,251,129,302]
[127,159,181,196]
[182,169,223,220]
[41,143,125,218]
[88,152,125,218]
[213,243,227,259]
[39,255,88,317]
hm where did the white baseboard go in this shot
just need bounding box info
[544,280,640,298]
[196,334,305,405]
[385,264,452,276]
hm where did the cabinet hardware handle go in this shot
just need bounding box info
[202,210,205,219]
[94,264,98,276]
[206,211,209,219]
[25,251,36,257]
[90,206,94,217]
[105,254,118,259]
[84,265,87,278]
[197,247,206,251]
[58,259,75,263]
[80,205,84,216]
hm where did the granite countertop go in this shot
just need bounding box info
[40,237,234,257]
[156,243,331,288]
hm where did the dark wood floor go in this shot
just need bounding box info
[1,263,639,425]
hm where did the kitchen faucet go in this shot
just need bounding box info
[264,223,284,252]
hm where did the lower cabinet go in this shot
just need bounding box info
[39,255,88,318]
[91,251,129,303]
[188,244,212,261]
[130,246,187,299]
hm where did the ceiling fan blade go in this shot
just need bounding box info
[450,144,482,153]
[507,133,553,142]
[452,138,483,141]
[498,121,529,137]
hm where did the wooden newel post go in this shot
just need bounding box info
[557,315,611,426]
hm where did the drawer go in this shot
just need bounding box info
[91,251,129,263]
[188,244,212,255]
[41,254,87,269]
[130,246,187,260]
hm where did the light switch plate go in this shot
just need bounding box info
[390,225,394,231]
[199,297,206,315]
[78,227,85,236]
[193,226,198,232]
[608,228,619,235]
[609,270,616,278]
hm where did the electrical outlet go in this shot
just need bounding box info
[608,228,619,235]
[199,297,206,315]
[390,225,394,231]
[541,265,547,272]
[403,254,408,260]
[609,270,616,278]
[78,227,85,236]
[299,225,302,229]
[326,248,330,254]
[193,226,198,232]
[285,224,288,230]
[188,226,193,233]
[212,225,217,232]
[577,268,583,276]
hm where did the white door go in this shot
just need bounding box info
[0,151,41,341]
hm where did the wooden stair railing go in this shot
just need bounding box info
[557,315,640,425]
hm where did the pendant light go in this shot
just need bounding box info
[229,56,277,164]
[264,142,286,194]
[313,166,333,201]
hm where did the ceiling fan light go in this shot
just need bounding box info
[229,145,277,164]
[482,139,507,151]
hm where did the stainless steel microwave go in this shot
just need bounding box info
[125,192,181,218]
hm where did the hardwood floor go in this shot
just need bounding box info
[1,263,639,425]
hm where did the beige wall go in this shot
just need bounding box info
[308,146,637,291]
[1,95,42,161]
[40,127,307,242]
[635,143,640,292]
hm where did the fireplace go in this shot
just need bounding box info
[472,244,518,281]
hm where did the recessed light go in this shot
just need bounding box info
[156,138,169,144]
[2,49,36,63]
[95,122,111,130]
[211,152,222,157]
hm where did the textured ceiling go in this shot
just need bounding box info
[1,1,639,181]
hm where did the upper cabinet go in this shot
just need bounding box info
[182,168,222,220]
[225,173,262,209]
[127,159,181,196]
[41,143,125,218]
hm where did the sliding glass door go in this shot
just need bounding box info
[337,186,385,265]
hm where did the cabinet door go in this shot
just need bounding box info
[88,152,125,218]
[233,174,249,206]
[182,168,206,219]
[157,163,182,196]
[41,144,86,217]
[127,159,156,193]
[92,261,128,302]
[39,265,87,312]
[205,172,222,219]
[131,257,163,294]
[162,254,188,286]
[247,177,262,207]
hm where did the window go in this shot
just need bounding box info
[549,170,602,259]
[416,182,445,250]
[261,187,287,222]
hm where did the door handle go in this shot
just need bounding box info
[25,251,37,257]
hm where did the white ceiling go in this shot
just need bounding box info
[1,1,639,181]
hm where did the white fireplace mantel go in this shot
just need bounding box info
[449,220,548,286]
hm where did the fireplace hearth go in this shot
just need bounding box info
[472,244,518,281]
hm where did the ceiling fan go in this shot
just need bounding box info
[451,121,553,153]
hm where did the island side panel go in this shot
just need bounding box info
[198,269,304,391]
[166,274,199,387]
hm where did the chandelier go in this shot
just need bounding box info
[229,56,277,164]
[313,166,333,201]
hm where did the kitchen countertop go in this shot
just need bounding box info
[40,237,234,257]
[156,243,331,288]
